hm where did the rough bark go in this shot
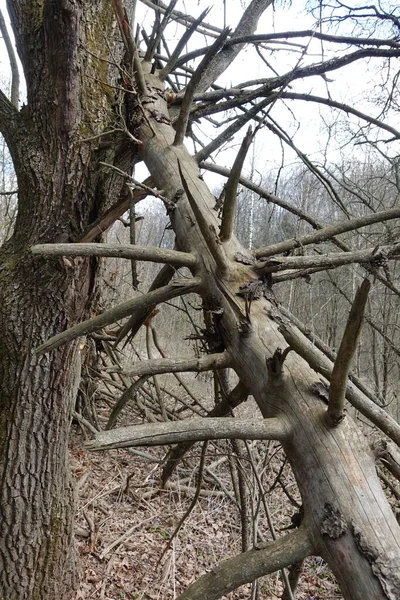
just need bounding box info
[0,2,135,598]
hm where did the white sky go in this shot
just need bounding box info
[0,0,398,180]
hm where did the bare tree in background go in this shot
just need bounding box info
[1,1,400,599]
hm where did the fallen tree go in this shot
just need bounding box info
[2,0,400,598]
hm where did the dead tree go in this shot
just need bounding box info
[1,0,400,599]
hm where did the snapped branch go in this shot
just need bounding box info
[278,320,400,446]
[254,207,400,259]
[255,244,400,275]
[85,416,291,451]
[176,527,312,600]
[31,243,198,269]
[33,278,201,355]
[327,279,370,425]
[220,126,253,242]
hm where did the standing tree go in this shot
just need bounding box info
[1,1,400,599]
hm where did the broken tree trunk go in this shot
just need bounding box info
[133,66,400,599]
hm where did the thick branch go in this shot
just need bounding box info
[85,416,291,451]
[220,126,253,242]
[117,351,232,378]
[173,28,230,146]
[195,0,274,94]
[255,244,400,275]
[31,243,198,268]
[254,207,400,259]
[178,160,229,274]
[177,527,312,600]
[327,279,370,425]
[278,321,400,446]
[33,278,201,355]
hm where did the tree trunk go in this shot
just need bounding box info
[136,71,400,600]
[0,2,134,598]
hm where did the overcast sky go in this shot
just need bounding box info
[0,0,398,177]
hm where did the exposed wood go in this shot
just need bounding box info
[85,416,291,450]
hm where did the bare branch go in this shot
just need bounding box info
[176,527,312,600]
[173,28,230,146]
[33,278,201,355]
[278,321,400,446]
[280,93,400,140]
[144,0,178,62]
[255,244,400,275]
[278,304,381,408]
[31,243,198,269]
[114,351,232,378]
[220,126,253,242]
[159,8,210,80]
[195,97,272,163]
[161,380,249,485]
[85,416,291,451]
[327,279,370,425]
[254,207,400,259]
[0,9,19,108]
[106,375,150,430]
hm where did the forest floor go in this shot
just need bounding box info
[71,406,343,600]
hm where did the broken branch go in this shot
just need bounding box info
[255,244,400,275]
[33,278,201,355]
[327,279,370,425]
[254,207,400,259]
[85,416,291,451]
[115,351,232,378]
[176,527,312,600]
[220,126,253,242]
[278,321,400,446]
[31,243,198,268]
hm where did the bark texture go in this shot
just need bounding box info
[0,2,135,598]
